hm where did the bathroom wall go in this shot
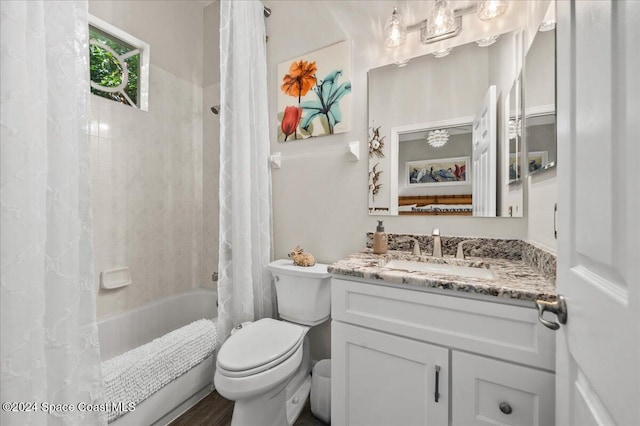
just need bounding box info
[89,1,209,318]
[202,2,221,290]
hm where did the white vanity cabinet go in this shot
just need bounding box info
[331,278,556,426]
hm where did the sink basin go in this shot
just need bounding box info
[383,259,496,280]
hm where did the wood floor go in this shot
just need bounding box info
[169,390,328,426]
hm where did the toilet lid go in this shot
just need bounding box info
[217,318,306,375]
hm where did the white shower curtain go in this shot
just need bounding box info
[217,0,273,347]
[0,1,106,425]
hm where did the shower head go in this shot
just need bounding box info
[211,105,220,115]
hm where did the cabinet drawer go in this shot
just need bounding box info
[451,351,554,426]
[332,278,555,370]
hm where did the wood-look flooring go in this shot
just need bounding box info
[169,390,328,426]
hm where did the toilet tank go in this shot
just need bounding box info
[268,259,331,326]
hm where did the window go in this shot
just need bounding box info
[88,15,150,110]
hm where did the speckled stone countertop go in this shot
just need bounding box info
[328,250,557,304]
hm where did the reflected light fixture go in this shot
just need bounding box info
[477,0,509,21]
[476,35,499,47]
[427,129,450,148]
[432,48,452,58]
[384,7,407,48]
[539,20,556,32]
[508,118,522,140]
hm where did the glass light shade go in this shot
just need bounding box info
[426,0,455,38]
[539,20,556,32]
[476,35,499,47]
[427,129,449,147]
[384,8,407,48]
[432,48,452,58]
[477,0,509,21]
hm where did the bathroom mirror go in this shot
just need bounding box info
[523,26,556,175]
[368,29,523,217]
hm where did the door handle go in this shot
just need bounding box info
[535,295,567,330]
[434,365,441,403]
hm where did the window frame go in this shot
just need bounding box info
[88,14,150,111]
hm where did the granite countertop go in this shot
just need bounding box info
[328,250,557,304]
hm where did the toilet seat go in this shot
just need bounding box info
[217,318,307,378]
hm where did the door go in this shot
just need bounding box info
[332,321,448,426]
[556,1,640,425]
[472,85,497,216]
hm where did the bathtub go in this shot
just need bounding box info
[98,288,217,425]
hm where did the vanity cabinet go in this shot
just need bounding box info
[331,278,556,426]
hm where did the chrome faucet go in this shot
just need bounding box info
[431,228,442,258]
[408,238,421,256]
[455,239,477,259]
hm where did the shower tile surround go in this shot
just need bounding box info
[91,65,206,318]
[327,233,556,303]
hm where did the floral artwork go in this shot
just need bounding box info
[369,126,385,158]
[369,163,383,202]
[277,41,351,141]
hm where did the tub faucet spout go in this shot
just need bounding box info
[432,228,442,258]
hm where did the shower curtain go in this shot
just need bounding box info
[0,1,105,425]
[217,0,273,348]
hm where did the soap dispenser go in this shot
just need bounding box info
[373,220,388,254]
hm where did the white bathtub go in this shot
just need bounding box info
[98,288,217,425]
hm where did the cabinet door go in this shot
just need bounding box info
[452,351,554,426]
[332,321,448,426]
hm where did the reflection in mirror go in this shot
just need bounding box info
[524,27,556,175]
[399,123,473,215]
[507,75,523,183]
[368,30,523,217]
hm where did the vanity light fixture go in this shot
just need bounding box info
[385,1,508,48]
[476,35,499,47]
[384,7,407,48]
[477,0,509,21]
[427,129,450,148]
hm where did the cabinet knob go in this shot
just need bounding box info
[499,402,513,415]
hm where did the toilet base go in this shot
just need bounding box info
[229,373,311,426]
[286,375,311,425]
[226,337,312,426]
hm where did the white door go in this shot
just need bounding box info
[332,321,449,426]
[472,85,497,216]
[555,1,640,425]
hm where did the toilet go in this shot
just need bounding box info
[214,259,331,426]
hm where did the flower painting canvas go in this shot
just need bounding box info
[277,41,352,142]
